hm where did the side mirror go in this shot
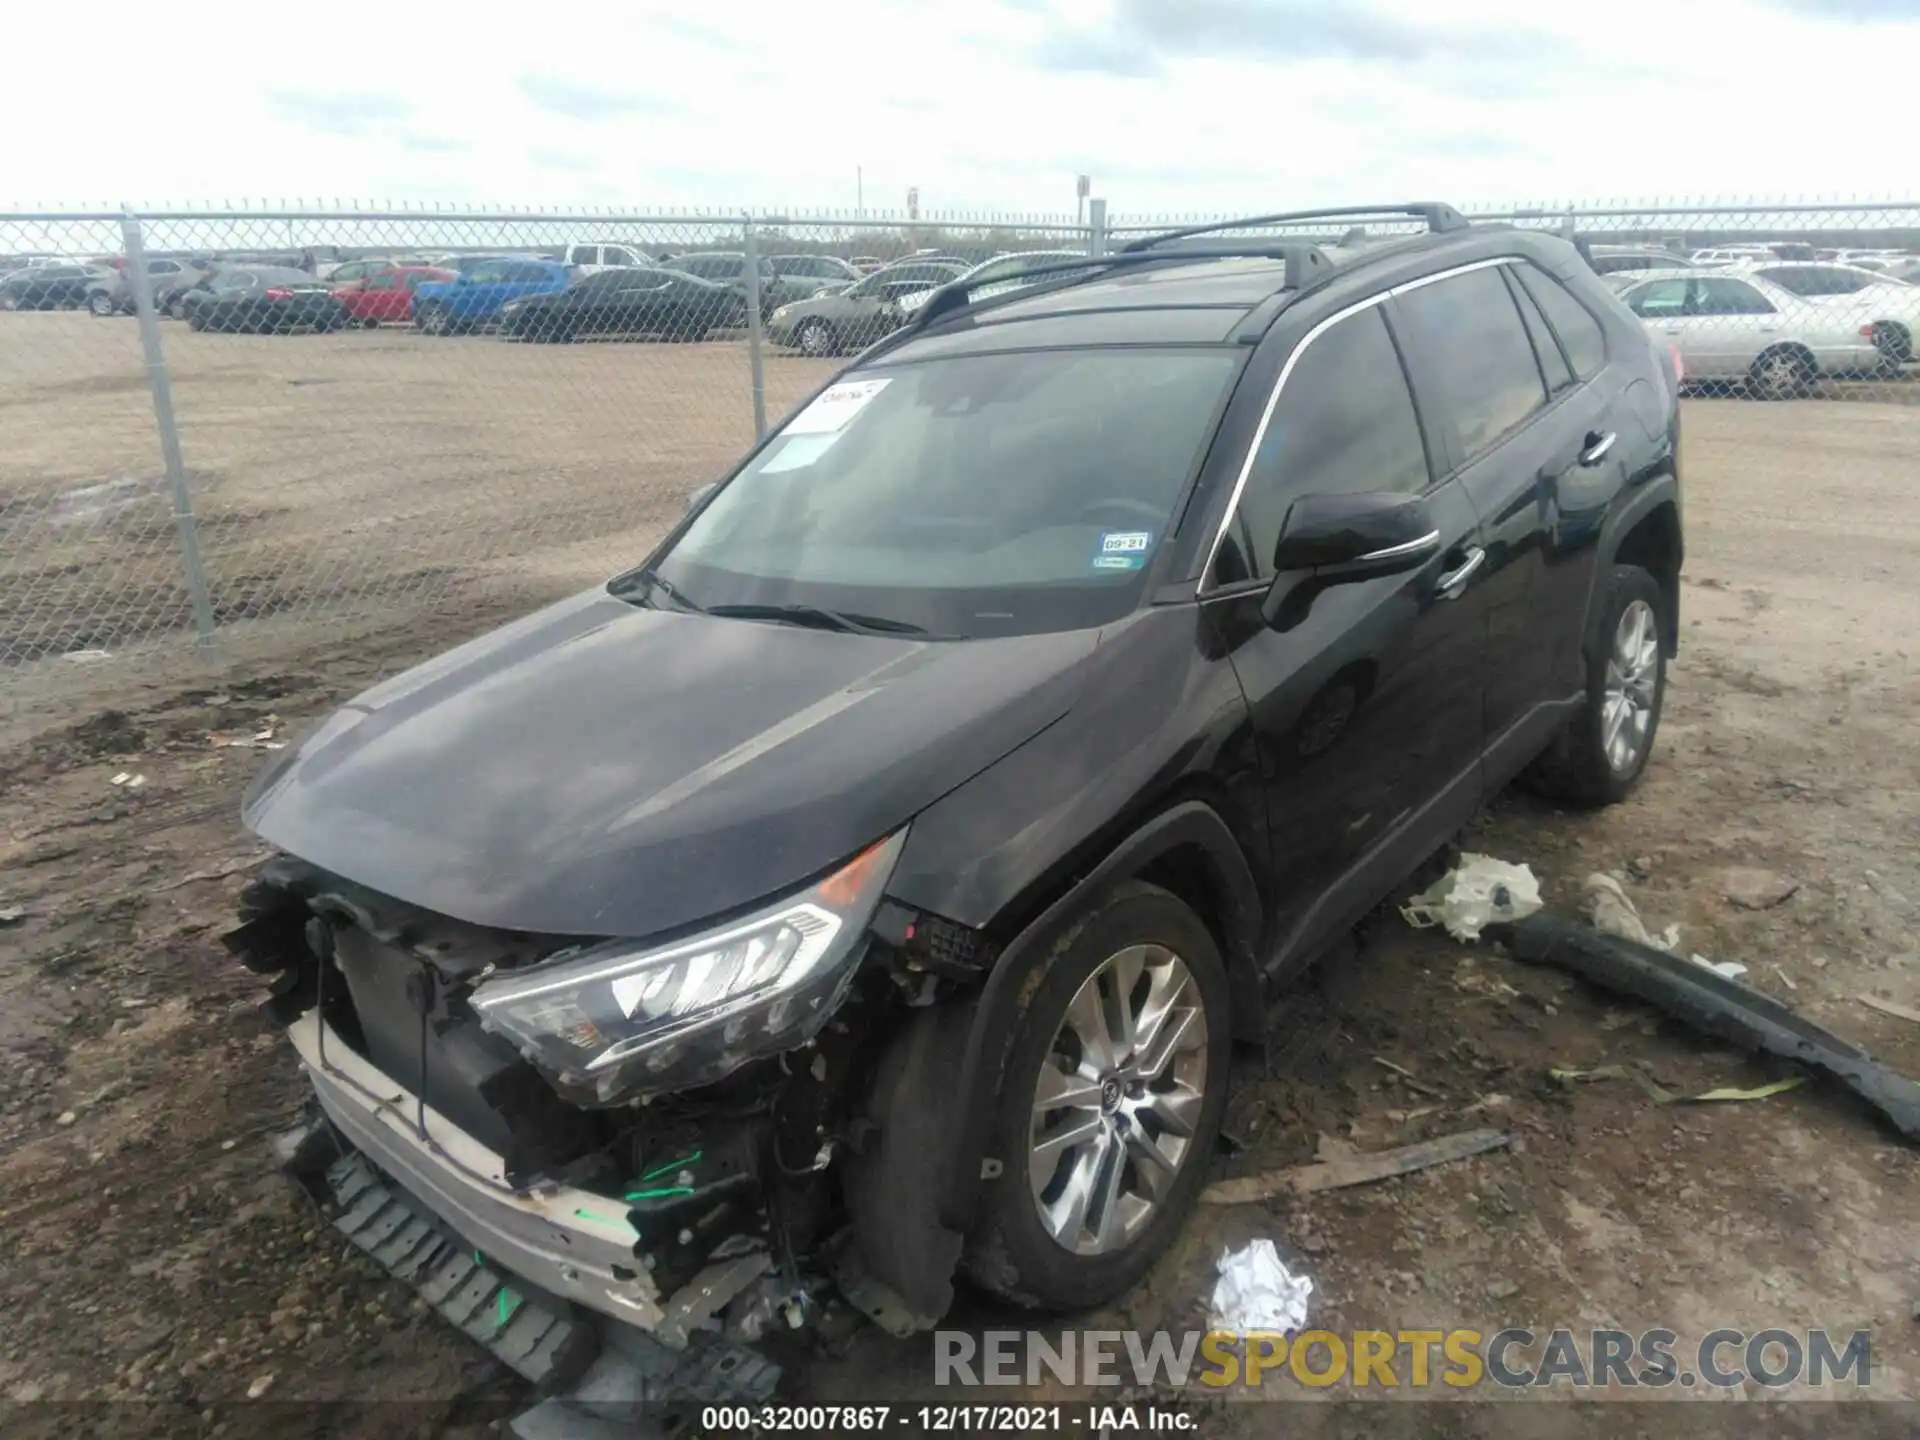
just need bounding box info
[1272,491,1438,577]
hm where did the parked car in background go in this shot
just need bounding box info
[0,262,105,310]
[497,267,745,342]
[1689,244,1783,266]
[86,256,213,316]
[661,252,811,308]
[849,255,886,273]
[766,258,967,355]
[421,253,547,277]
[333,265,457,327]
[1585,246,1696,276]
[769,254,862,297]
[563,242,653,273]
[1726,260,1920,369]
[1,255,71,279]
[1614,268,1881,396]
[1888,257,1920,285]
[181,266,347,333]
[894,250,1093,319]
[1825,248,1906,273]
[412,258,574,335]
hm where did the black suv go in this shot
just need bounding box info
[231,204,1681,1385]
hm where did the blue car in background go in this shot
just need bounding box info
[412,257,572,334]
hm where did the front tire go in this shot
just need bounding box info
[963,881,1230,1311]
[1526,564,1667,808]
[187,310,207,331]
[88,292,117,317]
[793,318,835,357]
[1749,345,1812,401]
[417,302,451,336]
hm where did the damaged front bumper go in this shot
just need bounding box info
[288,1010,675,1332]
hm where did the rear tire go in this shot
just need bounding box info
[187,312,207,331]
[1872,321,1912,373]
[88,292,116,317]
[1525,564,1667,808]
[417,302,450,336]
[962,881,1230,1311]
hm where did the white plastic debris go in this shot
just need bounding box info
[1208,1238,1313,1334]
[1584,875,1747,979]
[1690,953,1749,982]
[1585,873,1681,951]
[1401,854,1542,941]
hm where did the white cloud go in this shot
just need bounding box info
[0,0,1913,218]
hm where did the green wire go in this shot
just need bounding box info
[624,1184,696,1201]
[636,1149,703,1183]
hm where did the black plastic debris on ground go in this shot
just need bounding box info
[1502,913,1920,1142]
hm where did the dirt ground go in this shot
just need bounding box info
[2,356,1918,1428]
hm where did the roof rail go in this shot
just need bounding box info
[1122,203,1470,253]
[897,242,1333,339]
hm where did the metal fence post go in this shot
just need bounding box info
[121,212,217,652]
[742,214,768,442]
[1088,198,1108,258]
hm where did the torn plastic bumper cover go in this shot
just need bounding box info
[1505,913,1920,1142]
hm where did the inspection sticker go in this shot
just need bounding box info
[1092,555,1144,571]
[783,378,892,436]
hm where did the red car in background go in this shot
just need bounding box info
[331,264,455,326]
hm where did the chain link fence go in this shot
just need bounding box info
[3,198,1916,729]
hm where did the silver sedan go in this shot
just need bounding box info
[1612,268,1882,398]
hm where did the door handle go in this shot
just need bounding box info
[1436,547,1485,600]
[1579,430,1617,466]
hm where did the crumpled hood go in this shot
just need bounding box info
[244,587,1098,937]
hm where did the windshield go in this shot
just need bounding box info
[645,348,1242,638]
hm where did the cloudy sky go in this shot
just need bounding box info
[3,0,1914,220]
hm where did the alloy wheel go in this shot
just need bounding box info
[1602,598,1659,773]
[1027,944,1209,1256]
[798,320,832,356]
[1754,351,1803,400]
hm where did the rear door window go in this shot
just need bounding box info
[1624,278,1688,318]
[1393,266,1550,462]
[1214,305,1432,585]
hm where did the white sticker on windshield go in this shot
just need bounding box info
[783,378,892,436]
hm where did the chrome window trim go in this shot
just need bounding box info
[1197,256,1514,594]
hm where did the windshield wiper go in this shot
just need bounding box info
[613,568,705,614]
[706,602,942,638]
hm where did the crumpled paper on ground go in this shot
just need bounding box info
[1401,854,1542,941]
[1208,1238,1313,1334]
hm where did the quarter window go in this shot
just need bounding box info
[1214,306,1431,584]
[1506,270,1574,394]
[1516,265,1606,379]
[1393,266,1549,461]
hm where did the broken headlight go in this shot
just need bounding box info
[470,831,904,1101]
